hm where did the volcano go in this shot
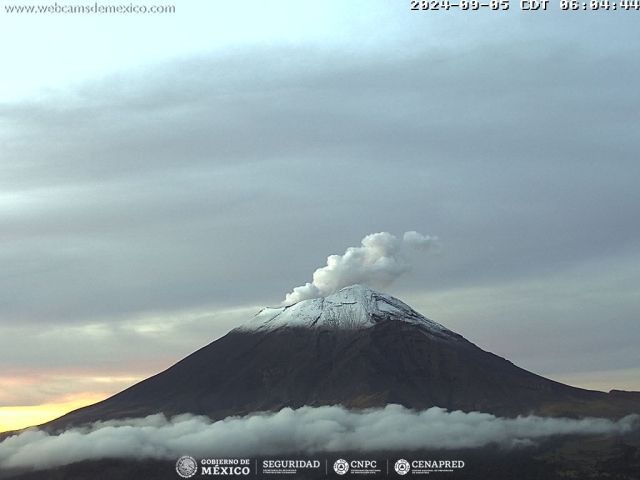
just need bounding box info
[45,285,639,432]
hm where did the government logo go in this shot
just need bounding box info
[176,455,198,478]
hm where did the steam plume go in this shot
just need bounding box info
[284,231,436,305]
[1,405,637,471]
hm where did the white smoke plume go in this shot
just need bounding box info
[284,231,437,306]
[1,405,637,471]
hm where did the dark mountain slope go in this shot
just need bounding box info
[43,286,639,432]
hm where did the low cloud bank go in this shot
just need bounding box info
[284,231,437,305]
[1,405,638,471]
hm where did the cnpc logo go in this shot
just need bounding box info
[333,459,378,475]
[333,459,349,475]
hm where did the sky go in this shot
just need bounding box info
[1,0,639,433]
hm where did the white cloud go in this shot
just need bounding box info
[1,405,637,471]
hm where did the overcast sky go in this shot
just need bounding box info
[1,1,639,430]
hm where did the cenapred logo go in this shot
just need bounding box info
[334,458,349,475]
[394,459,410,475]
[176,455,198,478]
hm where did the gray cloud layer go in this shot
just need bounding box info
[3,44,639,322]
[1,405,638,471]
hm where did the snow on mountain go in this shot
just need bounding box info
[237,284,457,340]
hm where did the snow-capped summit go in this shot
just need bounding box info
[237,284,457,340]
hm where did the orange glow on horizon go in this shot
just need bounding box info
[0,393,107,434]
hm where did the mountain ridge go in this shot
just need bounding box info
[32,285,639,434]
